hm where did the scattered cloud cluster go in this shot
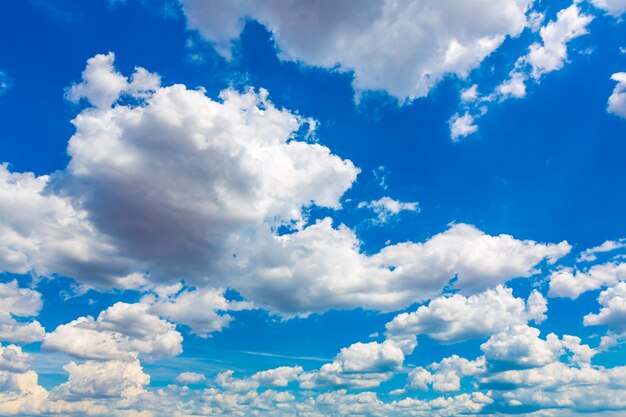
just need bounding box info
[180,0,535,102]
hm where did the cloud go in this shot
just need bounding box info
[591,0,626,17]
[175,372,205,384]
[358,196,419,224]
[407,355,485,392]
[548,261,626,299]
[449,112,478,141]
[0,280,45,344]
[460,2,593,135]
[53,359,150,399]
[231,221,568,315]
[526,3,593,79]
[0,54,569,318]
[180,0,535,102]
[43,302,182,360]
[578,239,626,262]
[213,366,303,393]
[481,325,559,371]
[300,341,404,389]
[0,344,33,373]
[584,282,626,334]
[142,284,252,337]
[385,286,548,353]
[608,72,626,119]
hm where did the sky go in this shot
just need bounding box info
[0,0,626,416]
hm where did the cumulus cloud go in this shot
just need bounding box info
[449,112,478,141]
[608,72,626,119]
[43,302,182,360]
[481,325,559,371]
[214,366,303,393]
[358,196,419,224]
[180,0,535,102]
[578,239,626,262]
[385,286,548,353]
[549,262,626,299]
[53,359,150,399]
[142,284,252,337]
[591,0,626,16]
[175,372,206,384]
[407,355,485,392]
[0,280,45,344]
[584,282,626,334]
[526,3,593,79]
[0,344,33,373]
[0,54,569,318]
[301,341,404,389]
[233,221,568,315]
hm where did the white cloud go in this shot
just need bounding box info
[591,0,626,16]
[0,54,570,318]
[175,372,205,384]
[181,0,535,102]
[481,325,559,371]
[548,262,626,299]
[526,3,593,79]
[213,366,302,393]
[43,302,182,360]
[385,286,548,353]
[0,344,33,373]
[460,84,479,102]
[358,196,419,224]
[232,221,568,315]
[0,164,133,286]
[66,53,160,109]
[608,72,626,119]
[54,359,150,399]
[449,112,478,141]
[0,280,45,344]
[584,282,626,333]
[142,285,252,337]
[301,341,404,389]
[496,71,527,99]
[407,355,485,392]
[578,239,626,262]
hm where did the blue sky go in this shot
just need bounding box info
[1,0,626,416]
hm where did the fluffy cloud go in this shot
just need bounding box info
[0,280,45,344]
[608,72,626,119]
[526,3,593,79]
[234,222,568,315]
[0,164,134,286]
[591,0,626,16]
[54,359,150,399]
[480,325,559,371]
[449,112,478,141]
[584,282,626,333]
[578,239,626,262]
[0,344,33,373]
[385,286,547,353]
[0,54,569,318]
[301,341,404,389]
[142,284,252,337]
[549,262,626,299]
[407,355,485,392]
[358,196,419,224]
[57,53,358,286]
[43,302,182,360]
[214,366,302,393]
[181,0,535,101]
[175,372,205,384]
